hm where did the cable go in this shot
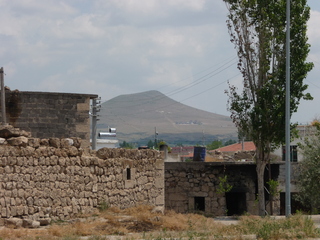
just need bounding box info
[99,73,240,117]
[157,55,237,92]
[102,58,238,111]
[107,55,238,105]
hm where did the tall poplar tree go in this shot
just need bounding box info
[224,0,313,215]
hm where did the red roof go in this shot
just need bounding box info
[180,152,193,158]
[214,142,256,152]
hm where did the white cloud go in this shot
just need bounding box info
[308,10,320,47]
[102,0,206,15]
[167,0,206,11]
[36,74,65,92]
[0,0,319,123]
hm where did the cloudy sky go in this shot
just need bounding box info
[1,0,319,124]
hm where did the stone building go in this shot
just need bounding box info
[165,161,281,216]
[0,90,97,148]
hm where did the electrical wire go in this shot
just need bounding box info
[101,57,238,111]
[98,73,240,118]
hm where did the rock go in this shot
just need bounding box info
[96,148,110,159]
[71,137,81,148]
[28,138,40,148]
[68,146,79,157]
[7,136,29,147]
[20,130,31,138]
[0,138,6,145]
[40,139,49,146]
[5,217,23,228]
[151,206,164,214]
[61,138,74,148]
[0,125,31,138]
[49,138,60,148]
[39,218,51,226]
[22,219,40,228]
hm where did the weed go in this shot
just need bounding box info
[217,175,233,194]
[98,201,110,212]
[0,206,319,240]
[238,214,320,240]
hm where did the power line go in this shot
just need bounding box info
[102,58,238,111]
[99,73,240,118]
[107,55,238,105]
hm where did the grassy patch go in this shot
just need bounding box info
[0,206,319,239]
[237,214,320,240]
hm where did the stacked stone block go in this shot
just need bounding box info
[1,90,97,147]
[0,132,164,224]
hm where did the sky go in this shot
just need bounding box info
[1,0,319,124]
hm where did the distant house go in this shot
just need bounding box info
[273,125,317,162]
[95,139,119,149]
[170,146,195,155]
[212,141,256,153]
[180,152,193,162]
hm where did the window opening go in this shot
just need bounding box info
[126,168,131,180]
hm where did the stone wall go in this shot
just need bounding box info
[0,134,164,223]
[165,162,280,216]
[1,90,97,147]
[278,162,299,192]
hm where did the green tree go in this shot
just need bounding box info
[206,140,223,150]
[296,128,320,213]
[119,141,134,149]
[224,139,237,146]
[175,143,184,147]
[147,140,154,149]
[224,0,313,215]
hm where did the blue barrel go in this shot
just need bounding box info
[193,146,206,162]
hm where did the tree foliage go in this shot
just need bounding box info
[296,128,320,213]
[119,141,134,149]
[147,140,154,149]
[225,139,237,146]
[224,0,313,215]
[206,140,224,150]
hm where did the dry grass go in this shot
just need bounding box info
[0,206,319,239]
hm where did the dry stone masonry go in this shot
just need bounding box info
[1,90,98,148]
[165,162,260,216]
[0,126,164,227]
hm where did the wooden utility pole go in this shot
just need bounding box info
[0,67,7,126]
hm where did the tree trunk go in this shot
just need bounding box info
[256,160,267,216]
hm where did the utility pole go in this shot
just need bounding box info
[91,97,101,150]
[285,0,291,217]
[202,130,205,146]
[154,127,158,149]
[0,67,7,126]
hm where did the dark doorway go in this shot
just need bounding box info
[194,197,205,211]
[226,192,247,216]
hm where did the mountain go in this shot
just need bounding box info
[97,90,237,145]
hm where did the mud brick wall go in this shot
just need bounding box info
[1,91,97,147]
[165,162,264,216]
[0,139,164,222]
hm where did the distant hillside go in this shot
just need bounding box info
[97,90,237,145]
